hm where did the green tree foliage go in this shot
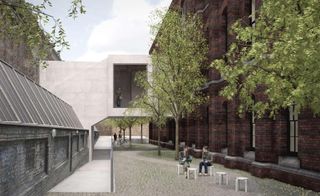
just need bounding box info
[212,0,320,117]
[105,118,127,136]
[150,10,208,159]
[0,0,85,66]
[133,71,167,128]
[133,70,168,155]
[105,116,142,147]
[122,116,141,146]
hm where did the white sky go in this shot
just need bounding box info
[31,0,171,61]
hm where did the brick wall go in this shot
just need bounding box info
[0,125,89,196]
[0,36,60,83]
[148,0,320,192]
[298,109,320,172]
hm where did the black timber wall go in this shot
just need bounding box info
[0,125,89,196]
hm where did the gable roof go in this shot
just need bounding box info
[0,60,84,130]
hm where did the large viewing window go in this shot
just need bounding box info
[113,64,147,108]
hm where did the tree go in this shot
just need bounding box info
[105,117,128,143]
[150,10,208,159]
[133,71,168,156]
[137,117,149,144]
[212,0,320,117]
[0,0,85,66]
[122,116,141,147]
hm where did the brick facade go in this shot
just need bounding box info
[149,0,320,192]
[0,125,89,196]
[0,36,60,83]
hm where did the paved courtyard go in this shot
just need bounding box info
[47,143,319,196]
[112,143,319,196]
[47,137,112,195]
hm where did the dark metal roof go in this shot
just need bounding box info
[0,60,84,130]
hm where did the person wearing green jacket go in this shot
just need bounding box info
[179,146,192,178]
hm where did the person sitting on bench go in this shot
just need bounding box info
[179,146,192,178]
[199,146,212,176]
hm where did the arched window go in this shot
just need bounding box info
[289,105,298,153]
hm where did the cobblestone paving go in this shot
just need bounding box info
[112,144,319,196]
[47,143,319,196]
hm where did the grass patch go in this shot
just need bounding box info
[113,143,158,151]
[139,149,176,161]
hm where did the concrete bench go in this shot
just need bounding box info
[214,171,228,185]
[187,167,197,180]
[235,177,248,192]
[177,164,184,175]
[200,165,214,176]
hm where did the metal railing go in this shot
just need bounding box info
[110,141,115,192]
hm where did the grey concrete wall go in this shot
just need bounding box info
[40,55,150,130]
[0,125,89,196]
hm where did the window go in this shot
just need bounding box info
[222,8,228,52]
[182,0,187,15]
[113,64,146,108]
[251,0,256,27]
[250,110,256,149]
[289,105,298,153]
[223,102,228,148]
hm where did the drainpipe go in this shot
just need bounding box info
[195,4,209,15]
[252,0,256,28]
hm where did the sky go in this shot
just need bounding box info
[33,0,171,61]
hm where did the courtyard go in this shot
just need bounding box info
[1,0,320,195]
[111,144,318,196]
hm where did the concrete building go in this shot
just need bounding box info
[40,55,150,130]
[149,0,320,192]
[40,55,150,159]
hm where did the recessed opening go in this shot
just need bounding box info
[113,64,147,108]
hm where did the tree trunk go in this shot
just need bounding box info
[140,123,143,144]
[175,117,180,160]
[158,126,161,156]
[123,129,126,142]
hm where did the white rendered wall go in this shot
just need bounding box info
[104,55,151,118]
[40,60,108,130]
[40,55,150,161]
[40,55,150,130]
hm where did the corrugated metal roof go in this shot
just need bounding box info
[0,60,84,130]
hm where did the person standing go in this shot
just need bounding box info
[116,88,123,107]
[118,131,122,145]
[113,132,117,144]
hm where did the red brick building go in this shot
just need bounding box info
[149,0,320,192]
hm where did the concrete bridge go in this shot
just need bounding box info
[40,55,150,161]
